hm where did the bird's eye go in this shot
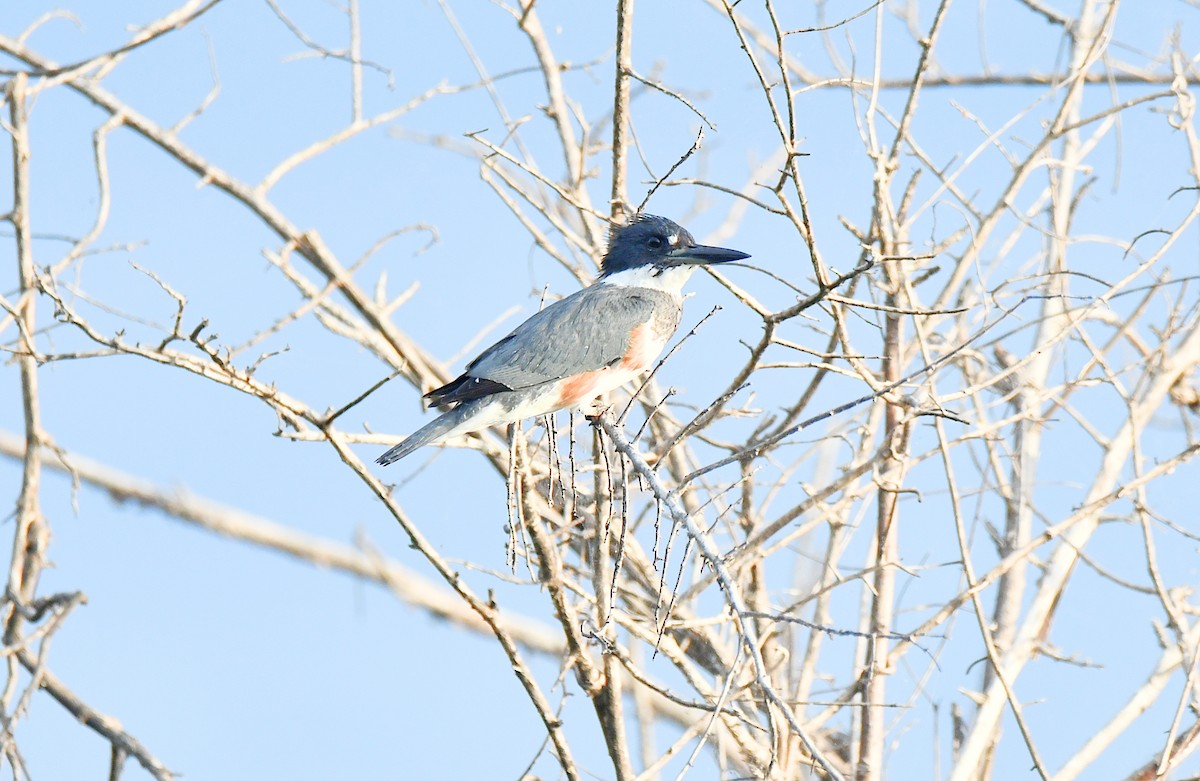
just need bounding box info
[647,236,664,249]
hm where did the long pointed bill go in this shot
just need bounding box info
[666,244,751,266]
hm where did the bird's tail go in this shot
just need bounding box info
[375,400,490,466]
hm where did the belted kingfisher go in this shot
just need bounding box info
[375,214,749,465]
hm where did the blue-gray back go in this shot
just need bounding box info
[467,284,675,388]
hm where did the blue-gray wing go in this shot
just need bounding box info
[425,286,660,406]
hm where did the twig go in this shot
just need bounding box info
[610,0,634,219]
[16,651,175,780]
[637,128,704,215]
[599,414,846,780]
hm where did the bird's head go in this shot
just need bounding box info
[600,214,749,278]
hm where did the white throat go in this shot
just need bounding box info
[599,264,696,295]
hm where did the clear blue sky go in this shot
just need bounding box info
[1,2,1198,779]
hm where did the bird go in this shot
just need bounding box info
[375,214,750,466]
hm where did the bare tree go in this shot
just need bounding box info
[0,1,1198,779]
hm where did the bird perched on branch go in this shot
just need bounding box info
[376,214,749,465]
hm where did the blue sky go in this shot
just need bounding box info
[1,1,1199,779]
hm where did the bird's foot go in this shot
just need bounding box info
[583,395,611,423]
